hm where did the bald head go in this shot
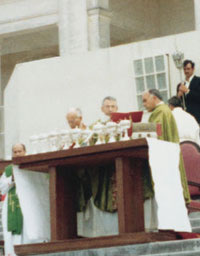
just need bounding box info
[142,89,163,112]
[66,108,83,129]
[12,143,26,158]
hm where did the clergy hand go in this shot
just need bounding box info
[179,84,189,93]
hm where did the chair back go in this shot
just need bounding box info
[181,141,200,197]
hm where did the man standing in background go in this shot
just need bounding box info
[177,59,200,124]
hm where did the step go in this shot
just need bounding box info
[190,217,200,227]
[189,212,200,219]
[145,251,200,256]
[29,238,200,256]
[191,226,200,233]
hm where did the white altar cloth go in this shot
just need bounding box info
[13,166,50,241]
[147,138,191,232]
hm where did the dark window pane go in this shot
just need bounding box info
[146,75,156,89]
[136,77,145,94]
[134,60,143,76]
[144,57,154,74]
[157,73,166,89]
[155,55,165,72]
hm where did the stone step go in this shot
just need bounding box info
[189,216,200,232]
[145,251,200,256]
[189,212,200,219]
[191,226,200,233]
[190,217,200,227]
[31,239,200,256]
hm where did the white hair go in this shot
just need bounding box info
[67,107,82,117]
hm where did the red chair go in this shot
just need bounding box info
[181,141,200,212]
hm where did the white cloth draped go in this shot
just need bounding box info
[13,166,50,242]
[77,199,118,237]
[147,138,191,232]
[0,166,50,255]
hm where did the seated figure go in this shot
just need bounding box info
[66,107,86,130]
[168,96,200,145]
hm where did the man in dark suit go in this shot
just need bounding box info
[177,59,200,124]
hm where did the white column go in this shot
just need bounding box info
[194,0,200,31]
[87,0,111,50]
[0,40,5,158]
[58,0,88,56]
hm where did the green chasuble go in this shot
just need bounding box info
[88,164,116,213]
[147,103,190,204]
[5,165,23,235]
[76,119,118,213]
[75,164,117,213]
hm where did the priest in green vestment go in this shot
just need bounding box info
[142,89,190,204]
[0,143,26,256]
[88,96,119,212]
[77,97,119,237]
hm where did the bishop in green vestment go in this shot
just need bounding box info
[142,89,190,204]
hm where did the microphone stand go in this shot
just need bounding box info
[180,74,186,111]
[172,51,186,110]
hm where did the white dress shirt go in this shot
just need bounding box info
[184,74,194,90]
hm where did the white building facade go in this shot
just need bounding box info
[1,0,200,158]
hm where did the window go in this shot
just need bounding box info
[133,55,169,110]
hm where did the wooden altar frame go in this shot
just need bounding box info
[13,139,177,255]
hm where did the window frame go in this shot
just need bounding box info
[133,54,170,110]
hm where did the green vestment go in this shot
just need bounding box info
[5,165,23,235]
[88,164,116,213]
[76,166,116,213]
[148,103,190,204]
[76,119,118,213]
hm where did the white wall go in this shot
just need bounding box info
[4,31,200,157]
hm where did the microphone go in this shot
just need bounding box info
[181,81,186,110]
